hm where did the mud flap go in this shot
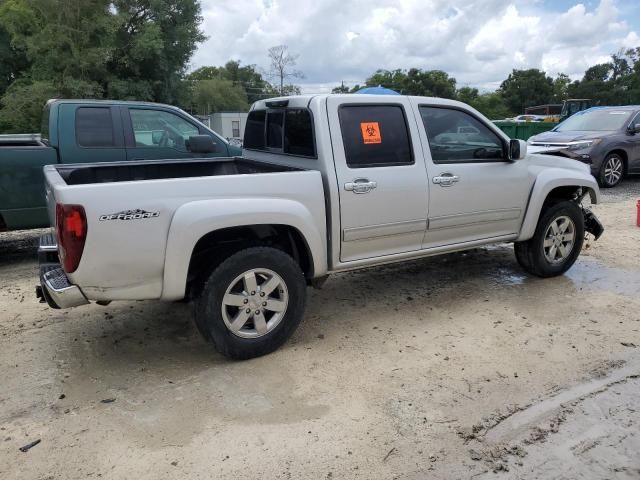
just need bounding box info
[583,208,604,240]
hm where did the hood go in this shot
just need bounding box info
[530,130,603,144]
[525,152,590,174]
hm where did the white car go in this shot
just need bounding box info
[511,115,545,123]
[37,94,604,359]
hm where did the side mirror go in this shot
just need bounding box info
[629,123,640,135]
[509,139,527,161]
[186,135,218,154]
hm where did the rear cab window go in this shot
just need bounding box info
[244,108,315,157]
[75,107,115,147]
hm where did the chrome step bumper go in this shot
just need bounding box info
[38,230,59,265]
[35,233,88,309]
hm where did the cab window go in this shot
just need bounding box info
[338,105,413,168]
[244,108,315,157]
[420,107,505,163]
[76,107,115,147]
[129,109,199,151]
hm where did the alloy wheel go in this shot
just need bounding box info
[221,268,289,338]
[603,156,623,186]
[543,216,576,264]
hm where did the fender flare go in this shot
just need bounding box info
[160,198,327,301]
[516,169,599,241]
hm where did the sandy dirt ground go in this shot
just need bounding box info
[1,179,639,480]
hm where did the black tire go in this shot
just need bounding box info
[195,247,306,360]
[598,153,625,188]
[514,201,584,278]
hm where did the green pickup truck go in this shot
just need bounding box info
[0,99,241,231]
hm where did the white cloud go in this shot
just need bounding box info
[622,31,640,47]
[191,0,640,93]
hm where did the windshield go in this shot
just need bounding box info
[556,109,633,132]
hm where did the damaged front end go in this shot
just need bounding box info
[582,208,604,240]
[574,187,604,240]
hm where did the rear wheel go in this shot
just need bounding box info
[598,153,624,188]
[514,201,584,278]
[195,247,306,360]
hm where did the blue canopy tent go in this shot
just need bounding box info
[354,86,401,95]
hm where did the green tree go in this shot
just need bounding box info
[263,83,300,97]
[0,0,114,95]
[362,68,457,98]
[551,73,571,102]
[0,23,30,98]
[402,69,457,98]
[365,68,408,92]
[188,61,269,104]
[190,78,249,115]
[107,0,206,103]
[0,80,56,132]
[499,69,554,115]
[456,86,479,104]
[0,0,205,132]
[627,47,640,103]
[468,93,511,120]
[331,81,350,93]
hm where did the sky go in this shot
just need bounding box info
[191,0,640,94]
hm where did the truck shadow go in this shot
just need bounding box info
[0,228,46,267]
[57,244,578,373]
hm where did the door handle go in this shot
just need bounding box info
[432,173,460,187]
[344,178,377,194]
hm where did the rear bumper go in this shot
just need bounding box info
[35,233,89,309]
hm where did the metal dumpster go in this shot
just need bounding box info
[493,121,557,141]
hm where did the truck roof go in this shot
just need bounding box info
[46,98,185,112]
[250,94,472,111]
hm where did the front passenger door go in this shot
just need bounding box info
[416,104,531,248]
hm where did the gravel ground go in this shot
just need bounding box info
[0,178,639,480]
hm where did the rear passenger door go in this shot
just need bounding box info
[58,104,126,163]
[123,107,228,160]
[327,97,429,262]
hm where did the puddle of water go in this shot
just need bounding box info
[565,257,640,297]
[482,244,640,295]
[491,268,528,286]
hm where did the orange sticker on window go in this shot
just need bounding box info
[360,122,382,144]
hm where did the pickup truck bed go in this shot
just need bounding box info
[57,157,300,185]
[41,156,327,304]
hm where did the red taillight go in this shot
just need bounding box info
[56,203,87,273]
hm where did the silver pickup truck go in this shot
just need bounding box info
[36,94,604,359]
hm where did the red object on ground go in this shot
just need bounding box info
[637,200,640,227]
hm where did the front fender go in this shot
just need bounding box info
[516,169,600,241]
[161,198,327,300]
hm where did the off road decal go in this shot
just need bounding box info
[99,209,159,221]
[360,122,382,144]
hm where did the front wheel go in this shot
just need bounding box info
[514,201,585,278]
[195,247,306,360]
[598,153,625,188]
